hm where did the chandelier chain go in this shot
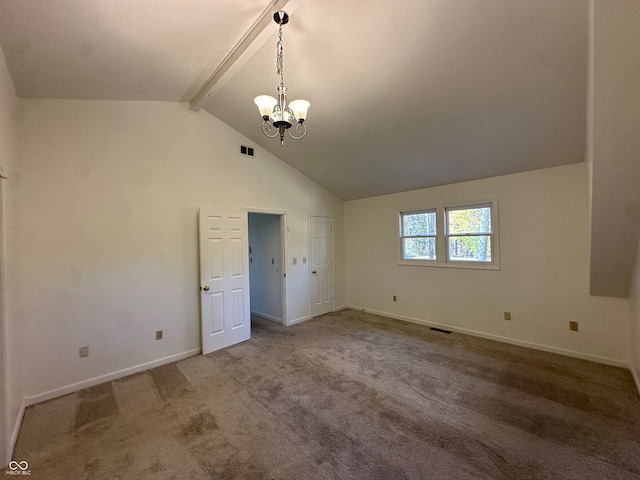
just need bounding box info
[276,24,284,86]
[254,10,309,146]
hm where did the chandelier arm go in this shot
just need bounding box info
[287,122,307,140]
[261,121,280,138]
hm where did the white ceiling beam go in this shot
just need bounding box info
[189,0,305,112]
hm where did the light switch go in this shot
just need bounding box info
[293,257,298,265]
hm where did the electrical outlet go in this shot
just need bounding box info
[156,330,163,340]
[504,312,511,321]
[569,321,579,332]
[79,346,89,358]
[393,295,397,302]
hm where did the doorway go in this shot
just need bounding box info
[248,212,285,325]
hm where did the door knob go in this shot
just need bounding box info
[202,285,209,291]
[312,270,317,274]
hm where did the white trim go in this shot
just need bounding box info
[0,180,8,467]
[188,0,305,112]
[245,208,288,326]
[398,197,500,270]
[289,315,312,326]
[9,398,26,462]
[307,212,333,219]
[24,348,200,407]
[334,304,348,312]
[242,207,287,215]
[186,103,200,115]
[251,310,282,324]
[630,361,640,397]
[347,305,628,368]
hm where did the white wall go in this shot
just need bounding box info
[0,44,20,466]
[248,213,283,322]
[588,0,640,297]
[11,99,344,409]
[588,0,640,392]
[346,164,629,364]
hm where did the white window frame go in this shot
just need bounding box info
[399,208,438,264]
[398,198,500,270]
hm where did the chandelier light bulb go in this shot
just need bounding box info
[288,99,310,122]
[254,95,277,119]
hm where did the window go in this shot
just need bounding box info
[398,199,499,269]
[400,210,437,260]
[446,204,492,263]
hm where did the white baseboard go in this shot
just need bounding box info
[287,306,346,326]
[25,348,201,407]
[250,310,282,324]
[630,361,640,397]
[7,348,200,461]
[347,305,628,368]
[289,315,312,326]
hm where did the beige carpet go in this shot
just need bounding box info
[13,309,640,479]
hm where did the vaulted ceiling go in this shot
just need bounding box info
[0,0,588,200]
[0,0,637,297]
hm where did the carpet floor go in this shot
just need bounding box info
[13,309,640,479]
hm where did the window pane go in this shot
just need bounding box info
[448,235,492,262]
[403,212,436,236]
[447,207,492,234]
[403,238,436,260]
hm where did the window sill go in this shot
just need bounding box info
[398,259,500,270]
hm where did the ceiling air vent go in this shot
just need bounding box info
[239,145,255,157]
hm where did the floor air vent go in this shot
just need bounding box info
[430,327,452,334]
[240,145,254,157]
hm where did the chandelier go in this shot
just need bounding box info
[254,11,310,146]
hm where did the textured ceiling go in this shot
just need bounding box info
[3,1,635,297]
[0,0,269,101]
[0,0,589,200]
[204,0,589,200]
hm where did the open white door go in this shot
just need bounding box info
[199,208,250,355]
[310,215,334,317]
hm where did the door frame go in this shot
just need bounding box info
[308,213,335,317]
[0,170,8,466]
[244,208,289,327]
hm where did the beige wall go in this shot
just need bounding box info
[0,44,20,467]
[12,99,345,408]
[589,0,640,297]
[631,240,640,390]
[587,0,640,392]
[346,164,629,364]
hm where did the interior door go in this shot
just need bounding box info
[310,215,334,317]
[199,208,250,355]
